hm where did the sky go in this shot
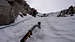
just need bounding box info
[26,0,75,13]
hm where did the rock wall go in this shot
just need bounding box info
[0,0,36,25]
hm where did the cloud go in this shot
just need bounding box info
[26,0,74,13]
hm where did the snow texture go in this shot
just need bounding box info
[0,13,75,42]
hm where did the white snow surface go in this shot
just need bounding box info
[0,13,75,42]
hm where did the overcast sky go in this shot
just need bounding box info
[26,0,75,13]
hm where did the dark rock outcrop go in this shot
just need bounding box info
[57,6,75,17]
[0,0,38,26]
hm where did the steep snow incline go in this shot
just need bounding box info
[26,15,75,42]
[0,14,75,42]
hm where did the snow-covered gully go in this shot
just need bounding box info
[0,14,75,42]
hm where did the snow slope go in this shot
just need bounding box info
[0,13,75,42]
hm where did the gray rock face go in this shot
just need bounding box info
[0,0,38,25]
[0,0,32,25]
[0,0,15,25]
